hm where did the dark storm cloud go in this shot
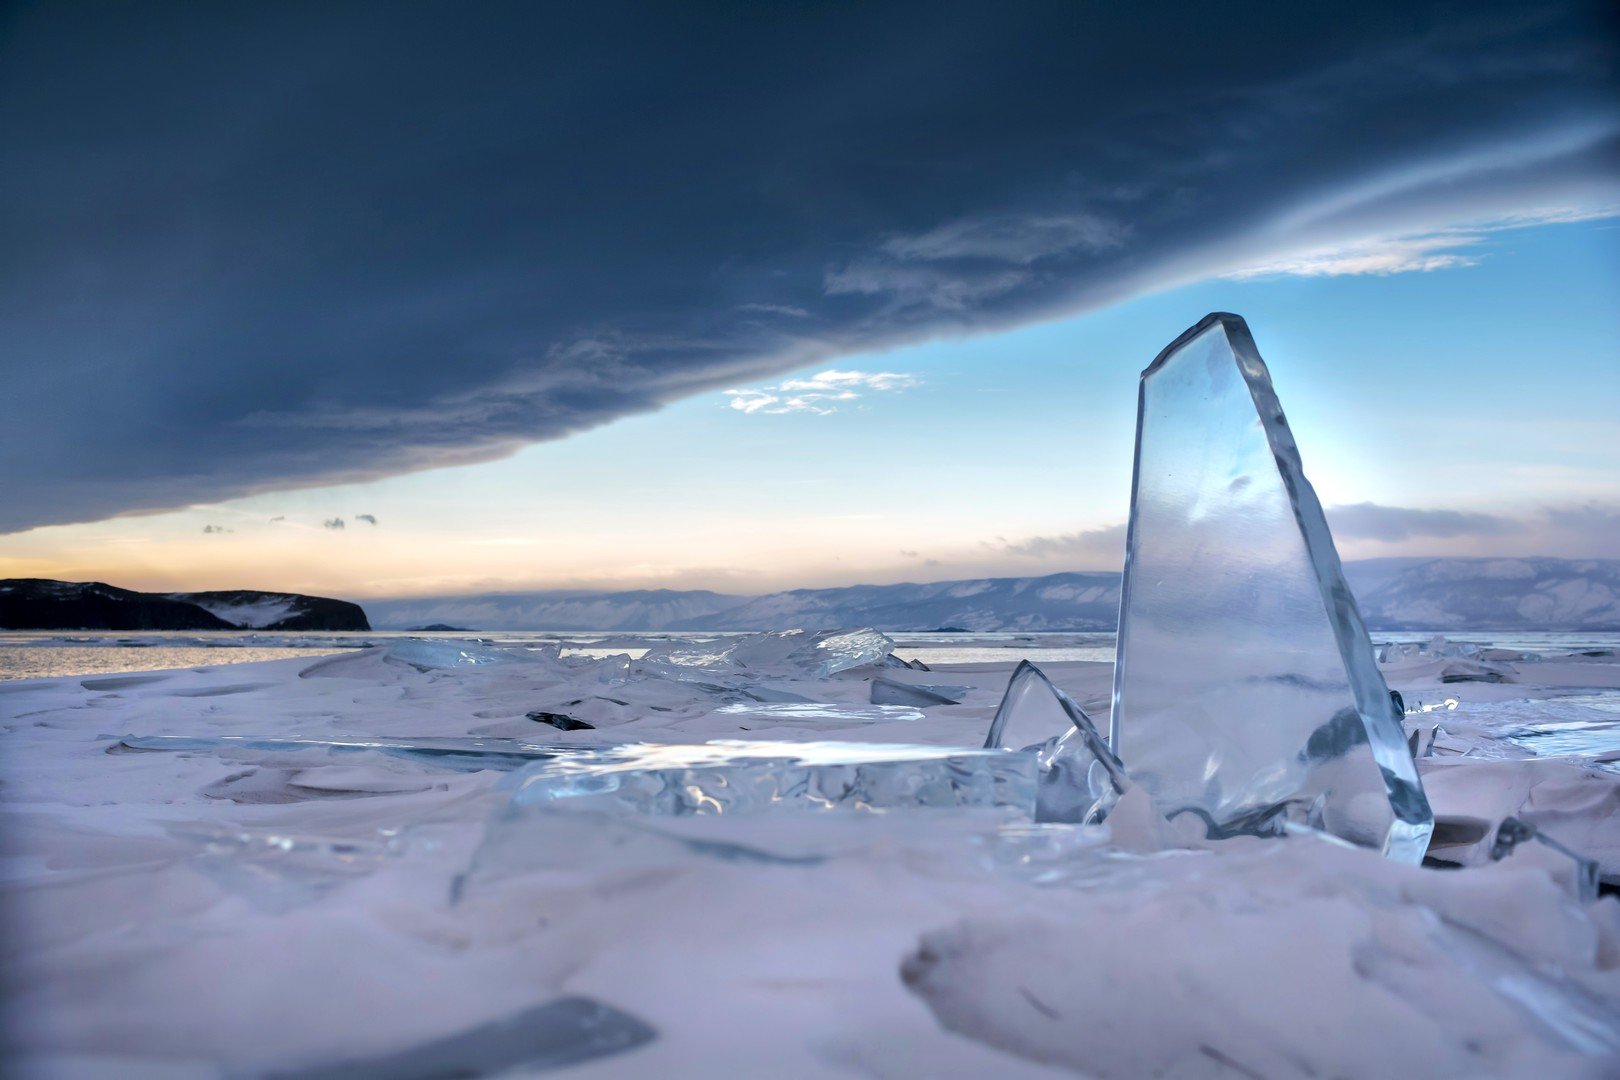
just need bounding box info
[2,1,1616,531]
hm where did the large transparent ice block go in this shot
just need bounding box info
[1111,313,1432,860]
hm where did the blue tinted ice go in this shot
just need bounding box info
[1111,314,1432,860]
[501,740,1036,817]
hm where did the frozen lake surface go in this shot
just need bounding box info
[3,629,1620,1076]
[4,628,1617,680]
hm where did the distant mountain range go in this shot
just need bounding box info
[1347,558,1620,631]
[7,559,1613,634]
[366,558,1620,632]
[0,580,369,631]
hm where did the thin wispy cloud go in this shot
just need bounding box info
[737,303,810,318]
[1226,205,1620,280]
[1225,233,1485,279]
[879,212,1129,265]
[780,371,918,393]
[822,262,1030,313]
[725,370,919,416]
[201,524,231,535]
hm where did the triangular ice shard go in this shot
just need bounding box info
[1111,313,1432,861]
[985,661,1127,823]
[985,660,1099,752]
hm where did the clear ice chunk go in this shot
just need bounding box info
[499,740,1036,818]
[870,678,966,706]
[732,627,894,676]
[1111,313,1432,860]
[118,733,573,771]
[280,996,656,1078]
[633,638,735,672]
[634,628,894,681]
[385,638,550,670]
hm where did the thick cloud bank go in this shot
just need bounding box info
[2,2,1615,531]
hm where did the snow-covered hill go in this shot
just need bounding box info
[0,580,369,631]
[167,590,370,631]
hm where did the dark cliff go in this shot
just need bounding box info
[0,580,370,631]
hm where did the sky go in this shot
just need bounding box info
[1,2,1616,599]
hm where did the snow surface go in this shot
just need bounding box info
[3,635,1620,1076]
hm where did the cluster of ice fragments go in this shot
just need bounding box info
[127,316,1578,867]
[88,313,1619,1073]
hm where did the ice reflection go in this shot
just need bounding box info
[500,739,1036,817]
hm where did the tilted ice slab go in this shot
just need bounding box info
[1111,313,1432,860]
[497,740,1036,818]
[870,678,967,706]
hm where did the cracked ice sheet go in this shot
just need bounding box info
[4,640,1620,1076]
